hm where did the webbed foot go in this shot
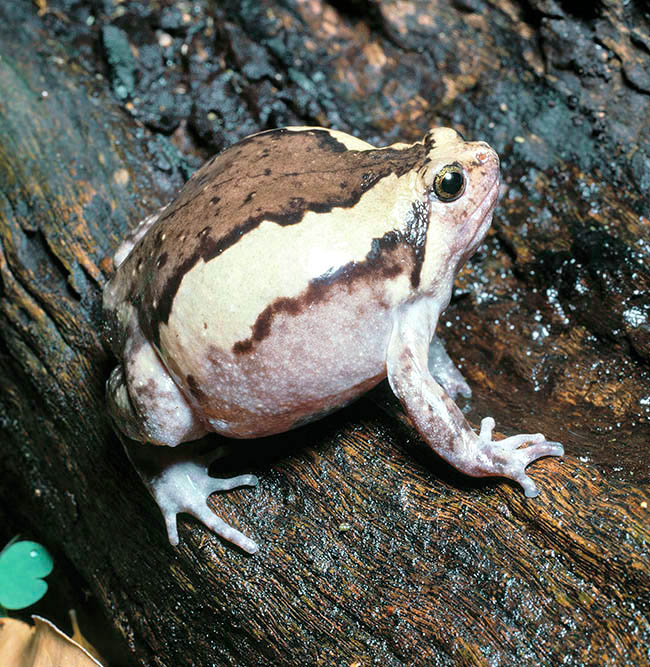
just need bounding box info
[472,417,564,497]
[127,442,259,552]
[151,458,259,551]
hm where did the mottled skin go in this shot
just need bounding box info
[103,127,563,552]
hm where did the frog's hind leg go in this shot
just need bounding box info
[106,334,206,447]
[107,333,258,552]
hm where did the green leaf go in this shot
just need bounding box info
[0,540,53,610]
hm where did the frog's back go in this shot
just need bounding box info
[121,127,427,349]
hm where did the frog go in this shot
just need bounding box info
[102,126,563,553]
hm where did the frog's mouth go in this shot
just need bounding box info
[463,177,500,257]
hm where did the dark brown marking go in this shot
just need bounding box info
[232,339,253,354]
[381,263,403,278]
[232,229,406,355]
[157,252,168,269]
[186,374,207,401]
[403,200,429,288]
[132,377,158,402]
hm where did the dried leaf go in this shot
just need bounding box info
[69,609,103,662]
[0,615,103,666]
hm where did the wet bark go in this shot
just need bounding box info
[0,1,648,665]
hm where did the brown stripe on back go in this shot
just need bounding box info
[120,128,426,347]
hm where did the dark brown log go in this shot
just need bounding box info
[0,1,648,665]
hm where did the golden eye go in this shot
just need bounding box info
[433,164,465,202]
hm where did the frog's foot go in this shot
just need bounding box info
[468,417,564,497]
[428,336,472,400]
[434,365,472,401]
[136,448,259,552]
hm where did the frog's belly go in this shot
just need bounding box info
[162,287,395,438]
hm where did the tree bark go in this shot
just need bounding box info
[1,0,648,665]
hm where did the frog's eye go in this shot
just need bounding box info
[433,164,465,202]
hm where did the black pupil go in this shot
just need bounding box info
[441,170,463,195]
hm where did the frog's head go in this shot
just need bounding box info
[415,127,500,292]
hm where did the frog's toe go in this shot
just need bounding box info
[497,432,546,450]
[479,416,496,439]
[205,474,259,495]
[516,473,539,498]
[178,472,259,550]
[519,440,564,460]
[164,512,181,546]
[188,503,259,554]
[499,440,564,496]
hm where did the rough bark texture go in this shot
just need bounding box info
[0,0,648,665]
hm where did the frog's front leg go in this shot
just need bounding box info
[125,440,259,552]
[388,301,563,497]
